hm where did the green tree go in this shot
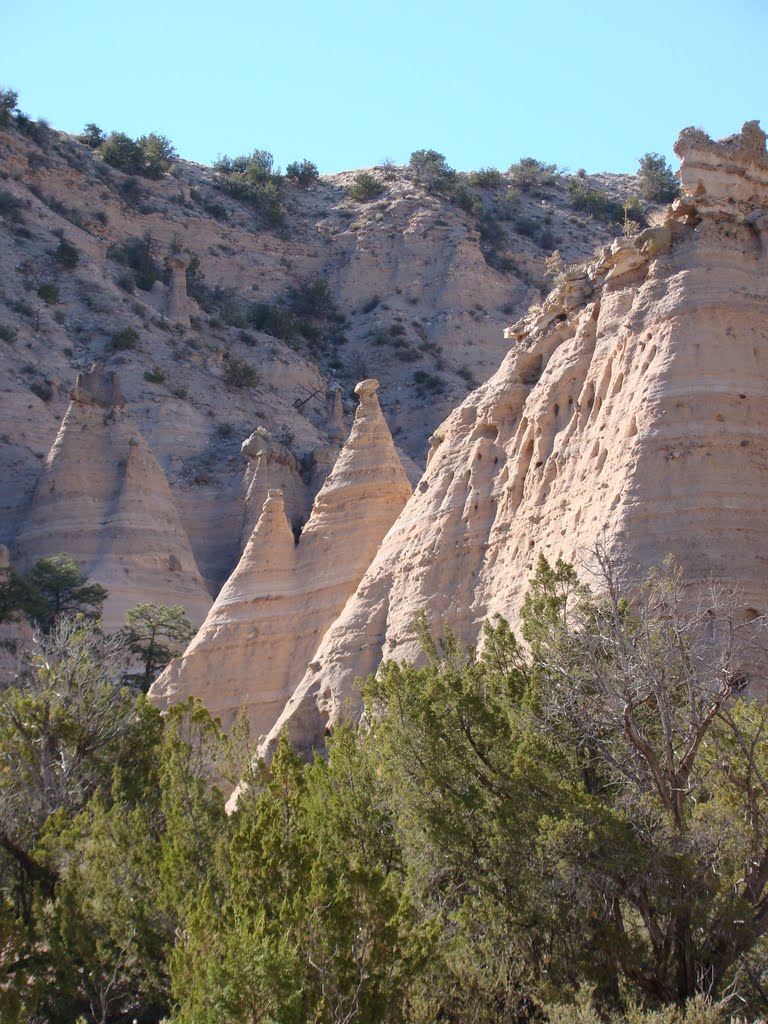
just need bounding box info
[26,553,107,629]
[0,87,18,126]
[509,156,560,193]
[285,159,319,186]
[530,553,768,1006]
[100,131,144,173]
[347,171,384,201]
[138,132,177,178]
[123,602,196,689]
[637,152,680,202]
[79,123,105,148]
[408,149,456,194]
[171,730,423,1024]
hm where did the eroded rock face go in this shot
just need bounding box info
[149,380,412,736]
[13,364,212,631]
[258,122,768,757]
[166,253,191,327]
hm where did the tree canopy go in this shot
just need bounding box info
[1,557,767,1023]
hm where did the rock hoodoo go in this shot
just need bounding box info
[13,364,212,631]
[257,122,768,757]
[149,379,412,736]
[166,252,191,327]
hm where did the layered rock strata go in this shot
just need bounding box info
[13,364,212,631]
[258,122,768,757]
[149,379,412,736]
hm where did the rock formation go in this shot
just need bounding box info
[149,379,412,736]
[166,252,191,327]
[257,121,768,758]
[240,428,312,550]
[13,364,213,631]
[326,384,345,444]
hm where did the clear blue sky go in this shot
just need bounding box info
[3,0,766,176]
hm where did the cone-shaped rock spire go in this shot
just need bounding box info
[149,380,412,737]
[13,364,212,631]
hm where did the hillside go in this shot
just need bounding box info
[0,113,648,596]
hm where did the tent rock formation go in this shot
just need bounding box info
[256,121,768,758]
[13,363,212,632]
[149,379,412,737]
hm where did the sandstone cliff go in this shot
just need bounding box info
[149,380,412,735]
[259,122,768,757]
[12,364,213,631]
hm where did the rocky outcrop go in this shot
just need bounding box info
[257,122,768,757]
[149,379,412,735]
[240,428,312,550]
[166,253,191,327]
[13,364,212,631]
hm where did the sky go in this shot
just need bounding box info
[2,0,766,177]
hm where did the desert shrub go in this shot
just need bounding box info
[0,86,18,126]
[29,378,53,401]
[101,131,176,178]
[509,156,560,193]
[101,132,143,173]
[223,355,261,389]
[109,327,139,351]
[454,186,481,215]
[0,188,25,223]
[52,237,80,269]
[0,324,17,343]
[14,113,52,147]
[361,294,380,313]
[143,367,166,384]
[622,195,647,231]
[78,123,105,148]
[479,214,507,252]
[413,368,446,396]
[347,172,384,202]
[219,174,284,226]
[117,175,145,209]
[214,149,285,226]
[457,364,478,388]
[203,199,228,220]
[637,152,680,202]
[138,133,177,179]
[37,282,59,305]
[172,385,188,399]
[249,299,296,339]
[467,167,504,189]
[409,149,456,194]
[285,159,319,186]
[567,180,625,223]
[286,276,336,319]
[214,149,274,178]
[108,234,165,291]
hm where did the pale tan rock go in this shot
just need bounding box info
[149,380,412,736]
[166,252,191,327]
[326,384,345,444]
[13,364,212,632]
[240,429,309,550]
[258,122,768,757]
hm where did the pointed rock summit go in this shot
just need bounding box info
[149,379,412,736]
[13,363,212,631]
[255,121,768,756]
